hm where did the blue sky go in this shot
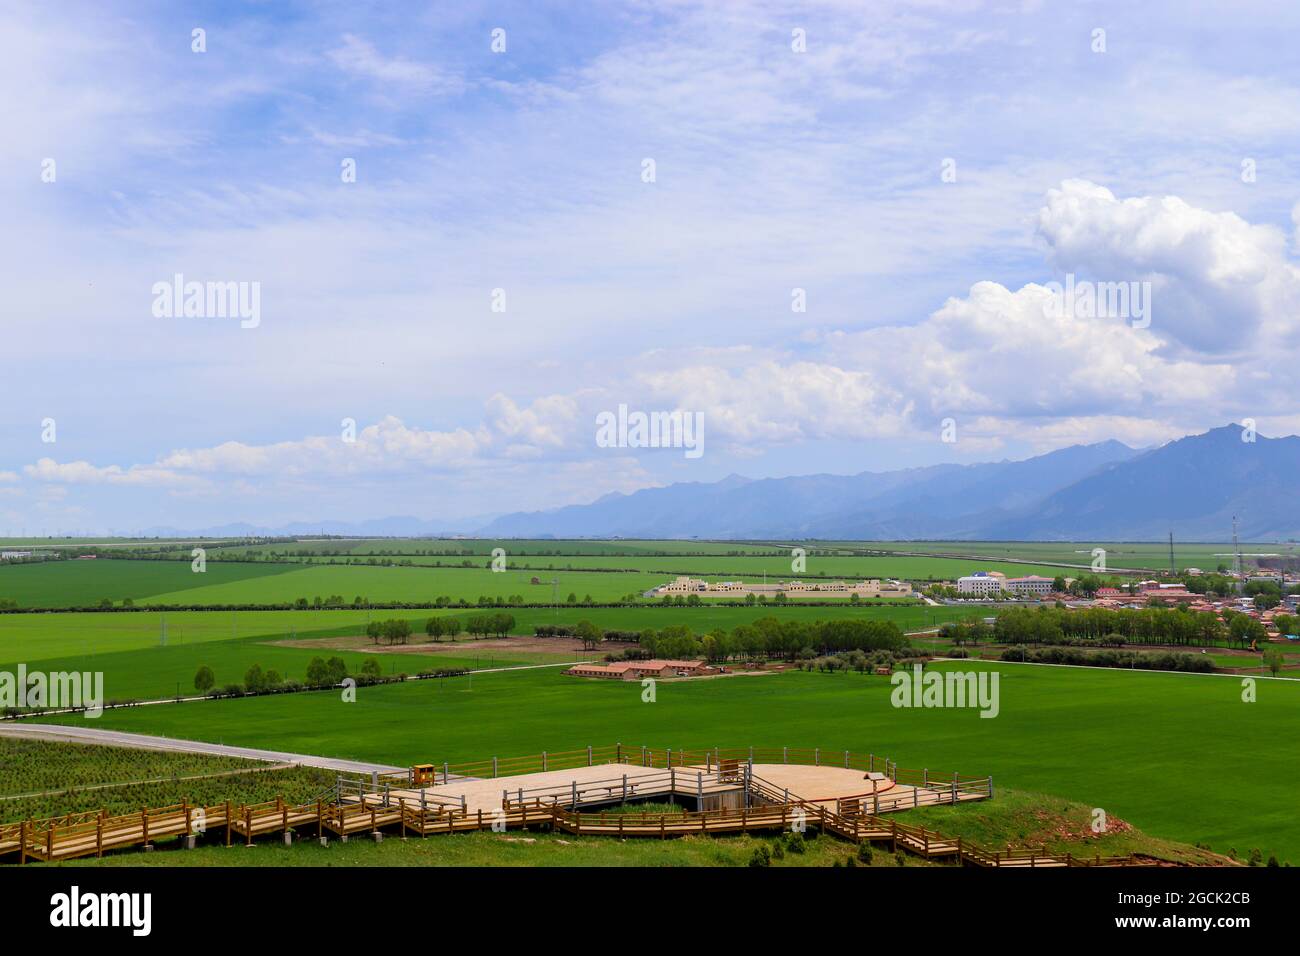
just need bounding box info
[4,0,1300,533]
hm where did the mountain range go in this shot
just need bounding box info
[140,425,1300,541]
[478,425,1300,541]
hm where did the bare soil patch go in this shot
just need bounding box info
[262,634,634,656]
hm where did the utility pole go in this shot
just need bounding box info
[1233,516,1243,578]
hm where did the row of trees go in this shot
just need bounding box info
[193,655,378,696]
[963,605,1269,649]
[1000,646,1217,673]
[633,617,909,663]
[366,618,412,644]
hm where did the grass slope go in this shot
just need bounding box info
[37,662,1300,863]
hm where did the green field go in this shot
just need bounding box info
[818,540,1296,573]
[199,535,1288,573]
[0,603,974,701]
[0,604,973,665]
[25,640,562,702]
[0,560,300,608]
[6,533,1288,613]
[37,661,1300,863]
[3,535,1295,869]
[191,552,1082,580]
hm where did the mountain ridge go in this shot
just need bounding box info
[135,425,1299,541]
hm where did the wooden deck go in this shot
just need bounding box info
[374,762,748,815]
[0,744,1151,868]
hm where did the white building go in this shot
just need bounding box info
[956,572,1007,597]
[654,576,912,599]
[1006,575,1054,596]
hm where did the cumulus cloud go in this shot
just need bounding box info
[24,459,192,487]
[24,393,583,490]
[1035,180,1300,355]
[18,181,1300,505]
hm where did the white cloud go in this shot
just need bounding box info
[23,459,192,487]
[327,34,461,94]
[1036,180,1300,355]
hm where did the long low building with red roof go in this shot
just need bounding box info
[566,660,717,680]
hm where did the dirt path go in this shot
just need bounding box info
[0,724,404,774]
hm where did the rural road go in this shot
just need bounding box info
[0,723,404,775]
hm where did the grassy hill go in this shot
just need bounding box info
[36,661,1300,864]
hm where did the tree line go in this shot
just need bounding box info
[947,605,1269,649]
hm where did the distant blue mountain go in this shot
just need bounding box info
[480,437,1146,539]
[147,425,1300,541]
[978,424,1300,540]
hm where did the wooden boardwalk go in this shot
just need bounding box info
[0,744,1150,868]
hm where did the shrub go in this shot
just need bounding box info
[748,845,771,868]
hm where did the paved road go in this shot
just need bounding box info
[0,723,403,775]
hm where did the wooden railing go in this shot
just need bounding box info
[4,743,1158,868]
